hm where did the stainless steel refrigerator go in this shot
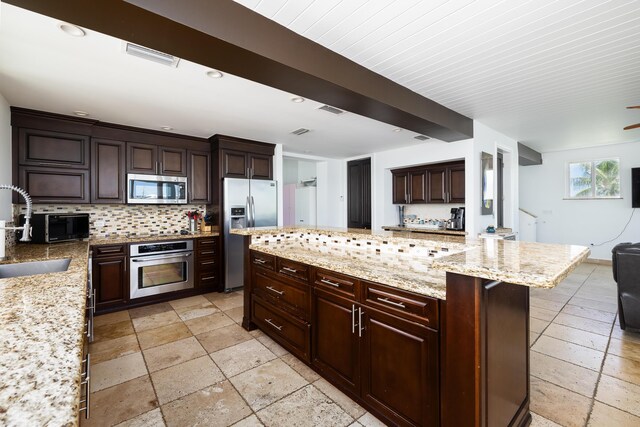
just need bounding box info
[223,178,277,291]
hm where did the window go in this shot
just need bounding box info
[567,159,620,199]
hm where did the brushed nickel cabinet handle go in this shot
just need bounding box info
[265,318,283,331]
[358,308,365,338]
[377,297,406,309]
[200,251,215,255]
[202,276,216,280]
[320,279,340,288]
[282,267,298,273]
[201,261,216,265]
[266,286,284,295]
[253,258,266,264]
[352,304,356,334]
[200,240,216,244]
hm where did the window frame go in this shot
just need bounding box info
[565,157,622,200]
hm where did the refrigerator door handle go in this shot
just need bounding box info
[251,196,256,227]
[246,196,252,228]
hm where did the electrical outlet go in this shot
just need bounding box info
[95,220,106,228]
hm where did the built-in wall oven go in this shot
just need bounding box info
[129,240,194,299]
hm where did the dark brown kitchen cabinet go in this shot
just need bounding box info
[19,166,90,203]
[188,150,211,204]
[195,237,219,290]
[92,244,128,313]
[249,153,273,180]
[220,149,273,180]
[409,170,428,203]
[448,163,466,203]
[159,146,187,176]
[127,142,186,176]
[392,161,465,205]
[347,158,371,229]
[91,139,126,204]
[427,167,447,203]
[18,127,90,169]
[392,172,408,204]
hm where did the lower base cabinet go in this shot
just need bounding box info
[93,255,128,312]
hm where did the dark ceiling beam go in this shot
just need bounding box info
[5,0,474,142]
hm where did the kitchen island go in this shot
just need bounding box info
[232,226,589,427]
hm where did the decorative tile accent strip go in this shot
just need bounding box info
[12,204,206,238]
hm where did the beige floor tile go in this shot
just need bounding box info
[162,380,252,427]
[184,311,235,335]
[280,353,321,383]
[168,295,210,310]
[128,302,173,319]
[531,297,565,312]
[212,294,244,311]
[356,412,387,427]
[544,323,610,351]
[603,353,640,386]
[546,285,578,297]
[314,378,367,420]
[531,291,571,304]
[81,376,158,427]
[196,323,253,353]
[608,337,640,362]
[143,336,207,372]
[530,350,599,397]
[610,328,640,344]
[114,408,165,427]
[532,335,604,371]
[553,313,612,336]
[573,292,617,306]
[530,306,559,322]
[349,422,364,427]
[562,304,617,324]
[529,376,592,427]
[136,322,192,350]
[255,333,289,357]
[530,331,541,346]
[225,306,245,323]
[151,355,224,405]
[93,320,135,343]
[174,301,219,321]
[232,414,265,427]
[230,359,308,411]
[530,412,562,426]
[256,384,353,427]
[569,296,618,314]
[588,401,640,426]
[595,374,640,417]
[531,318,550,334]
[211,339,277,377]
[204,290,243,302]
[89,334,140,365]
[131,310,181,333]
[91,352,148,393]
[94,310,130,327]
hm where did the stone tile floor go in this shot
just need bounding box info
[82,263,640,426]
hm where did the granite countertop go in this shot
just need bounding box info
[90,230,219,246]
[382,225,467,236]
[0,241,90,426]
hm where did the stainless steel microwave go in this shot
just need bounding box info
[127,174,187,204]
[19,213,90,243]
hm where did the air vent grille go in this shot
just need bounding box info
[318,105,345,115]
[125,43,180,67]
[414,135,430,141]
[291,128,310,136]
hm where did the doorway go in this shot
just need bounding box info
[347,158,371,229]
[497,151,504,228]
[283,157,318,227]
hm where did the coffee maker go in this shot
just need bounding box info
[447,207,465,231]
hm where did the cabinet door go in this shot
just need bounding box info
[249,154,273,180]
[392,172,408,204]
[427,168,446,203]
[18,128,89,169]
[448,164,465,203]
[127,142,158,174]
[19,166,89,203]
[222,149,249,178]
[93,256,128,312]
[159,146,187,176]
[312,288,360,395]
[91,139,126,204]
[409,170,427,204]
[188,150,211,203]
[361,307,439,427]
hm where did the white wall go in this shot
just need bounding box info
[0,93,11,221]
[520,141,640,260]
[316,158,347,228]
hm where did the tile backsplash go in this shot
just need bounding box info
[12,204,206,237]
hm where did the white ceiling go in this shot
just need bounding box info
[235,0,640,152]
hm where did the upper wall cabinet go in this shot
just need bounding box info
[211,134,275,181]
[391,161,465,205]
[126,142,187,177]
[18,128,90,169]
[188,150,211,204]
[91,138,126,204]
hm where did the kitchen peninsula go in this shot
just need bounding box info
[232,227,590,427]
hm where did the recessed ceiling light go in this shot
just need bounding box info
[161,126,173,131]
[393,128,403,132]
[291,97,305,103]
[206,70,223,79]
[73,111,89,117]
[58,22,86,37]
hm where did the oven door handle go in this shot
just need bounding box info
[131,253,192,262]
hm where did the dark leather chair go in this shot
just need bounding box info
[612,242,640,330]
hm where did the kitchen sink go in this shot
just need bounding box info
[0,258,71,279]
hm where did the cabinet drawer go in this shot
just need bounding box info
[252,295,310,362]
[276,258,309,283]
[93,244,127,258]
[251,251,275,271]
[197,271,218,288]
[254,270,309,320]
[197,247,217,259]
[313,268,359,300]
[197,258,218,272]
[363,281,439,329]
[196,238,218,249]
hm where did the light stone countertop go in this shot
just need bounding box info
[382,225,467,236]
[0,241,90,427]
[90,230,219,246]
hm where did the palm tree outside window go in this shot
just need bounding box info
[567,159,620,199]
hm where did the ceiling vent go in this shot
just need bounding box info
[318,105,345,115]
[124,42,180,67]
[414,135,431,141]
[291,128,310,136]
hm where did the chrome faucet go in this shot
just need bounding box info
[0,184,32,242]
